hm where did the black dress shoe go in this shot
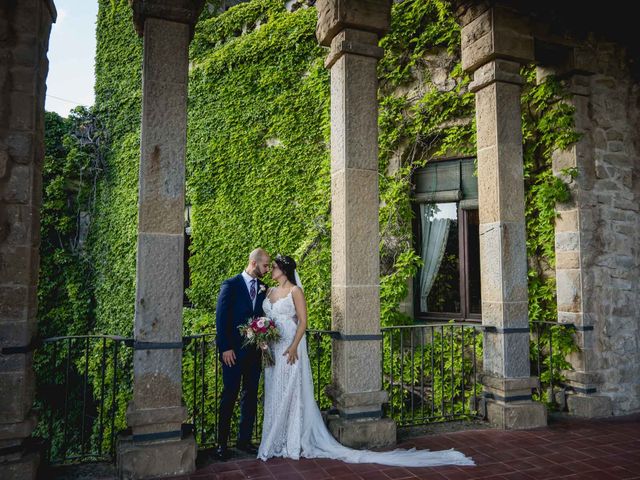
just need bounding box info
[214,445,231,461]
[236,442,258,455]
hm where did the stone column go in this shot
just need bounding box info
[0,1,56,479]
[117,2,203,479]
[316,0,396,448]
[543,55,613,417]
[459,4,546,429]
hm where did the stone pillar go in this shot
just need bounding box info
[316,0,396,448]
[117,2,203,479]
[544,57,613,417]
[459,4,546,429]
[0,1,56,479]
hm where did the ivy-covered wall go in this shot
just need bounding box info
[89,0,142,336]
[187,0,332,331]
[39,111,92,339]
[35,0,587,448]
[41,0,579,345]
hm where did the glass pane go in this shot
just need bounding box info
[421,202,460,314]
[461,158,478,200]
[466,209,481,314]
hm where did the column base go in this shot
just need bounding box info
[0,451,39,480]
[486,399,547,429]
[117,432,196,480]
[567,393,612,418]
[327,416,396,449]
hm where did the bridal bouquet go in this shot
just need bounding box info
[238,316,280,367]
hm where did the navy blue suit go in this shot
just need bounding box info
[215,274,266,446]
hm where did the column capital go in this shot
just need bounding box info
[459,3,534,73]
[130,0,205,38]
[324,28,383,69]
[469,58,523,92]
[315,0,391,47]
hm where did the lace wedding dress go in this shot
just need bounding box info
[257,291,474,467]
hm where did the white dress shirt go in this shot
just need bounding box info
[241,271,258,309]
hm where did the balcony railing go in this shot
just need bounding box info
[33,329,333,464]
[33,335,132,464]
[31,321,577,465]
[381,323,484,427]
[181,329,333,450]
[530,321,581,408]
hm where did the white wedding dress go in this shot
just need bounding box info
[257,291,474,467]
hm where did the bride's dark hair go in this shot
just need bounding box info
[274,254,297,286]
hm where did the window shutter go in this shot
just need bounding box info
[413,158,477,203]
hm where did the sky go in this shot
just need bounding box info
[45,0,98,117]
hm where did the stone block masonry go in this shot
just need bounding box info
[0,1,56,479]
[582,39,640,415]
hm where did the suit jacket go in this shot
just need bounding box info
[215,273,267,358]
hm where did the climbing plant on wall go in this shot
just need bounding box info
[36,0,583,449]
[89,0,143,337]
[38,110,94,339]
[186,0,331,330]
[521,66,581,404]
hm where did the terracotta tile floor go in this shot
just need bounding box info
[169,414,640,480]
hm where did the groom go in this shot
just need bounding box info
[214,248,270,460]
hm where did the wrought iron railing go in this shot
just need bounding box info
[33,329,333,464]
[381,323,484,427]
[33,335,132,464]
[181,329,333,449]
[529,321,580,409]
[32,321,580,464]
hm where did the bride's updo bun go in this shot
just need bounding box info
[274,254,297,286]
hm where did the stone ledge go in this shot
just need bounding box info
[486,399,547,429]
[562,370,601,387]
[481,375,540,393]
[126,403,187,436]
[567,394,612,418]
[0,450,39,480]
[117,433,196,480]
[325,386,388,409]
[0,411,37,442]
[327,416,396,449]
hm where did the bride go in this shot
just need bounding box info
[257,254,474,467]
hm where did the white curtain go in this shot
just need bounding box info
[419,204,450,312]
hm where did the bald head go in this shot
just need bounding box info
[247,248,270,279]
[249,248,268,263]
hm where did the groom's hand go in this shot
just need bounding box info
[222,349,236,367]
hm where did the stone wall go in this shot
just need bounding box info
[0,0,56,478]
[585,39,640,414]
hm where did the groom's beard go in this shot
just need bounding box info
[252,265,265,279]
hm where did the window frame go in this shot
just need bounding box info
[412,158,481,323]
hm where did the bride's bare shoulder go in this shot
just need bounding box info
[290,285,305,299]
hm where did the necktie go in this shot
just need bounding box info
[250,279,256,302]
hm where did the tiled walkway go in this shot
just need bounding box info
[171,414,640,480]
